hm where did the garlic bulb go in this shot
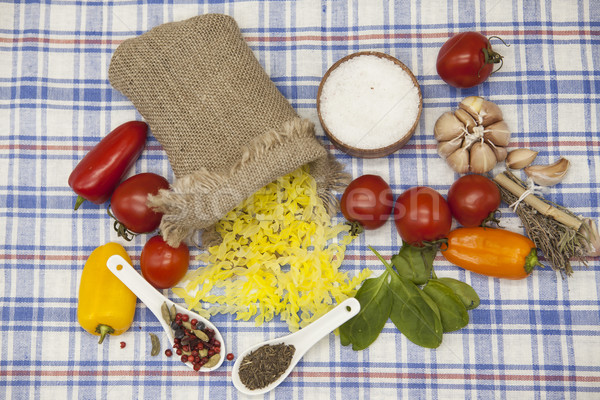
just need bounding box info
[434,97,511,174]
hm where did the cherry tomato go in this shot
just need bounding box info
[140,236,189,289]
[340,175,394,231]
[110,173,170,238]
[394,186,452,246]
[436,32,505,89]
[447,174,501,227]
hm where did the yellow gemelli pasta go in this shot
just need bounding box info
[173,166,370,331]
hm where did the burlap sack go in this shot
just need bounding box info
[108,14,346,247]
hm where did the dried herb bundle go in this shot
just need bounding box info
[494,170,591,277]
[238,343,295,390]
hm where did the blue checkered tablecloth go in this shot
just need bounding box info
[1,1,599,399]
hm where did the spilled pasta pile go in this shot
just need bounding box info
[173,166,370,331]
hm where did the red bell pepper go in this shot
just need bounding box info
[69,121,148,210]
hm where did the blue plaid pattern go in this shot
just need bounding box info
[1,1,599,399]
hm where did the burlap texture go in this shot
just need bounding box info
[108,14,347,247]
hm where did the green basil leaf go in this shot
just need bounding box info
[339,326,351,347]
[436,277,480,310]
[339,272,393,351]
[419,288,442,324]
[423,280,469,333]
[390,244,436,285]
[387,272,443,348]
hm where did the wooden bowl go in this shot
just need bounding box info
[317,51,423,158]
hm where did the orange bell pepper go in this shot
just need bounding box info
[442,227,542,279]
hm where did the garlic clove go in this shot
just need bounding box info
[437,136,464,159]
[454,109,477,133]
[434,112,465,142]
[459,96,484,119]
[446,147,470,174]
[469,142,497,173]
[483,120,511,147]
[580,218,600,257]
[479,100,504,127]
[489,142,508,162]
[524,157,570,186]
[506,148,538,169]
[460,96,503,126]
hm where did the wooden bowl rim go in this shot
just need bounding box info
[316,51,423,159]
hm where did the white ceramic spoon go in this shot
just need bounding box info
[106,254,225,372]
[231,297,360,395]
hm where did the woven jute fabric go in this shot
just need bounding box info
[108,14,347,247]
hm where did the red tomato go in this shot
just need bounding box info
[340,175,394,230]
[447,174,501,227]
[436,32,505,88]
[394,187,452,245]
[140,236,189,289]
[110,173,170,237]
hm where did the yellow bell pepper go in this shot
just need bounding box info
[77,242,137,343]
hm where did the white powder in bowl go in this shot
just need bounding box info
[319,55,420,150]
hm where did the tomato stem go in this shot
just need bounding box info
[488,35,510,48]
[479,35,510,77]
[346,221,364,236]
[481,211,501,227]
[107,206,137,241]
[419,238,447,250]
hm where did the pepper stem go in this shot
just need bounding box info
[74,195,86,210]
[524,248,544,275]
[95,324,115,344]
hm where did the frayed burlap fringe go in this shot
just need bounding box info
[312,153,351,215]
[148,117,346,247]
[234,118,316,171]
